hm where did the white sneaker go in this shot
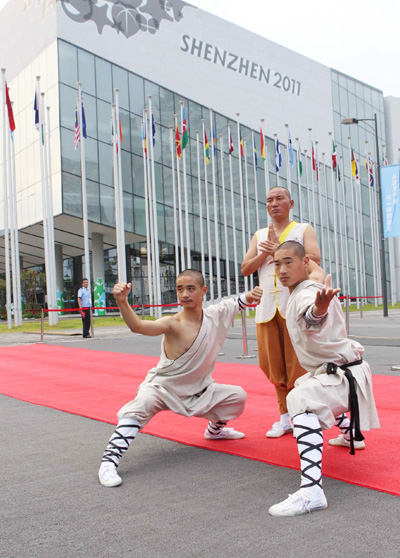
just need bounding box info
[269,490,328,517]
[328,434,365,450]
[204,427,245,440]
[266,421,293,438]
[98,462,122,487]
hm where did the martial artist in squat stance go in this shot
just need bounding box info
[99,269,263,487]
[269,242,379,516]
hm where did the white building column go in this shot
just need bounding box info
[92,232,106,315]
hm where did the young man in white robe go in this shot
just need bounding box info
[268,241,379,516]
[98,269,263,487]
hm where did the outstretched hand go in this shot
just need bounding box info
[246,286,263,305]
[113,282,132,304]
[313,274,340,316]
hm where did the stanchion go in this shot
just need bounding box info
[236,309,256,359]
[40,308,44,343]
[141,304,145,319]
[360,297,363,319]
[345,296,350,335]
[90,307,94,338]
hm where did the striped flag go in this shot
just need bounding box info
[142,119,147,158]
[74,108,80,149]
[205,129,210,164]
[253,136,258,170]
[5,82,16,132]
[212,125,216,155]
[229,132,234,155]
[351,148,359,181]
[260,127,266,161]
[275,138,282,171]
[240,138,244,159]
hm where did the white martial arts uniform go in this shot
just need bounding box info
[118,298,247,427]
[285,280,379,431]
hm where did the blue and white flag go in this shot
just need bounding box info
[275,138,282,172]
[288,130,294,167]
[381,164,400,237]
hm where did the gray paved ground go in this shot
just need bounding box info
[1,308,400,557]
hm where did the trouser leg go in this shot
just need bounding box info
[293,412,324,499]
[101,418,141,467]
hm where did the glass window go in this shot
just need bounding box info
[85,137,99,182]
[97,99,112,144]
[130,113,143,157]
[58,41,78,87]
[112,66,129,109]
[78,50,96,96]
[144,81,160,122]
[160,88,175,127]
[60,128,80,176]
[62,172,82,217]
[87,178,100,223]
[98,142,113,187]
[339,86,349,116]
[119,108,131,151]
[59,84,77,131]
[133,196,146,236]
[83,94,97,139]
[95,58,112,103]
[129,73,144,115]
[121,150,132,193]
[156,202,166,242]
[123,193,134,232]
[132,154,145,196]
[100,184,115,226]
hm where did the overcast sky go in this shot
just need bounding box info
[187,0,400,97]
[1,0,399,97]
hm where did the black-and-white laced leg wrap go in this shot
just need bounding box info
[334,413,351,437]
[207,420,227,437]
[102,418,140,467]
[293,412,323,492]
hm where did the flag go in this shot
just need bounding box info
[288,130,294,167]
[253,136,258,170]
[5,82,16,132]
[382,154,388,166]
[81,99,87,139]
[74,108,80,150]
[175,123,182,159]
[351,148,359,181]
[204,130,210,164]
[312,141,316,171]
[212,125,216,156]
[34,90,44,145]
[275,138,282,172]
[151,111,156,146]
[119,118,122,144]
[260,127,266,161]
[142,119,147,158]
[229,132,234,155]
[365,156,374,188]
[332,140,337,170]
[298,142,303,176]
[240,138,244,159]
[181,107,188,150]
[337,164,341,182]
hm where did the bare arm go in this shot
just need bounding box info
[308,259,325,284]
[303,225,321,265]
[113,282,175,336]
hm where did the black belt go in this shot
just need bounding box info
[326,359,364,455]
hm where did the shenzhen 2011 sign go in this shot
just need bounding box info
[59,0,190,37]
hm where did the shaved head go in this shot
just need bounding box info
[268,186,291,200]
[176,269,205,287]
[275,241,306,259]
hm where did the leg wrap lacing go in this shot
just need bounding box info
[335,413,351,435]
[293,412,323,490]
[207,420,227,437]
[102,418,140,467]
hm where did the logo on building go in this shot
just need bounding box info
[59,0,190,37]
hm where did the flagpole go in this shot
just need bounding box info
[284,124,292,196]
[274,134,280,188]
[37,77,54,326]
[371,162,381,301]
[347,138,359,305]
[261,120,270,227]
[201,119,214,301]
[303,148,311,226]
[180,101,191,268]
[141,115,153,314]
[10,101,22,326]
[143,110,154,316]
[355,154,366,301]
[219,133,230,297]
[77,83,91,315]
[114,89,127,283]
[169,126,180,278]
[236,113,249,295]
[295,138,304,222]
[328,133,340,288]
[195,130,205,285]
[321,152,332,275]
[1,70,11,328]
[315,141,325,271]
[243,139,254,291]
[308,129,316,228]
[6,101,17,325]
[227,123,239,295]
[111,104,123,282]
[209,109,221,300]
[339,155,350,296]
[174,114,185,271]
[251,130,260,231]
[148,96,161,318]
[366,143,378,305]
[44,103,58,325]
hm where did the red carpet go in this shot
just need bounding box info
[1,344,399,496]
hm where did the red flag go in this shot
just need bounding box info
[5,81,16,132]
[260,127,266,160]
[240,139,244,158]
[312,142,316,171]
[175,124,182,159]
[229,132,234,155]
